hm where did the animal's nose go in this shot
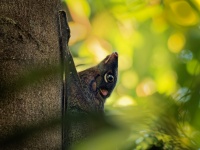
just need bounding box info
[113,52,118,57]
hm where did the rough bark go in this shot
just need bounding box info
[0,0,61,149]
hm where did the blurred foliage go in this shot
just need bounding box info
[65,0,200,149]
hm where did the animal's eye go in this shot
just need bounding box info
[104,73,114,83]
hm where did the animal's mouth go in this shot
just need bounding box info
[99,88,109,98]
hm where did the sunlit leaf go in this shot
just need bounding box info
[168,32,185,53]
[166,0,199,26]
[186,59,200,75]
[121,70,139,89]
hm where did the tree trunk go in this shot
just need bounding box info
[0,0,62,149]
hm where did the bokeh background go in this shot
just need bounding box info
[64,0,200,149]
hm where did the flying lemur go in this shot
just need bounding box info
[58,10,118,149]
[66,52,118,148]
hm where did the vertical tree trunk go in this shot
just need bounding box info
[0,0,62,149]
